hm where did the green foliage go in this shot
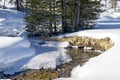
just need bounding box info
[79,0,102,28]
[27,0,59,34]
[26,0,103,36]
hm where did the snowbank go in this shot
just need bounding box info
[22,38,72,70]
[1,1,120,80]
[0,1,72,76]
[55,31,120,80]
[44,41,70,48]
[55,3,120,80]
[0,37,35,74]
[23,48,72,70]
[0,9,26,36]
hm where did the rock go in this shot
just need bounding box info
[78,46,84,49]
[64,45,72,49]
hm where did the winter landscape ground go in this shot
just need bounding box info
[0,0,120,80]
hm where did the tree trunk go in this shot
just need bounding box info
[53,0,57,34]
[49,0,53,33]
[25,0,28,15]
[75,0,80,30]
[16,0,20,11]
[3,0,5,8]
[111,0,117,11]
[61,0,67,33]
[105,0,107,8]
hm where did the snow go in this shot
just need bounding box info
[0,79,11,80]
[22,37,72,70]
[0,8,72,74]
[0,0,15,8]
[0,37,72,75]
[0,37,35,74]
[55,2,120,80]
[1,0,120,80]
[0,9,26,36]
[43,41,70,48]
[23,48,71,70]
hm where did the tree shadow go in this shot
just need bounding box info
[0,37,59,75]
[0,9,25,35]
[95,18,120,30]
[95,23,120,29]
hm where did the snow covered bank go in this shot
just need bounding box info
[0,9,72,74]
[0,37,35,74]
[23,48,72,70]
[55,31,119,80]
[0,9,26,36]
[43,41,70,48]
[55,4,120,80]
[22,37,72,70]
[55,33,120,80]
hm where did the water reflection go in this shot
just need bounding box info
[68,49,101,64]
[59,48,101,77]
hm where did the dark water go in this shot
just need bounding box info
[58,48,101,77]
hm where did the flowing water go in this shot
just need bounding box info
[57,48,101,77]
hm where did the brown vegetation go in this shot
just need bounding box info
[45,36,114,51]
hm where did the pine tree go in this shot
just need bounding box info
[65,0,102,30]
[26,0,59,35]
[78,0,102,29]
[60,0,68,33]
[25,0,102,36]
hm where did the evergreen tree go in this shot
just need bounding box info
[64,0,102,30]
[26,0,59,35]
[79,0,102,29]
[26,0,102,36]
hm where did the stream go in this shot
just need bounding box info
[8,48,102,80]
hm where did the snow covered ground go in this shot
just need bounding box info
[22,37,72,70]
[55,5,120,80]
[0,36,71,75]
[1,0,120,80]
[0,0,15,8]
[0,37,35,74]
[0,9,26,36]
[0,8,72,75]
